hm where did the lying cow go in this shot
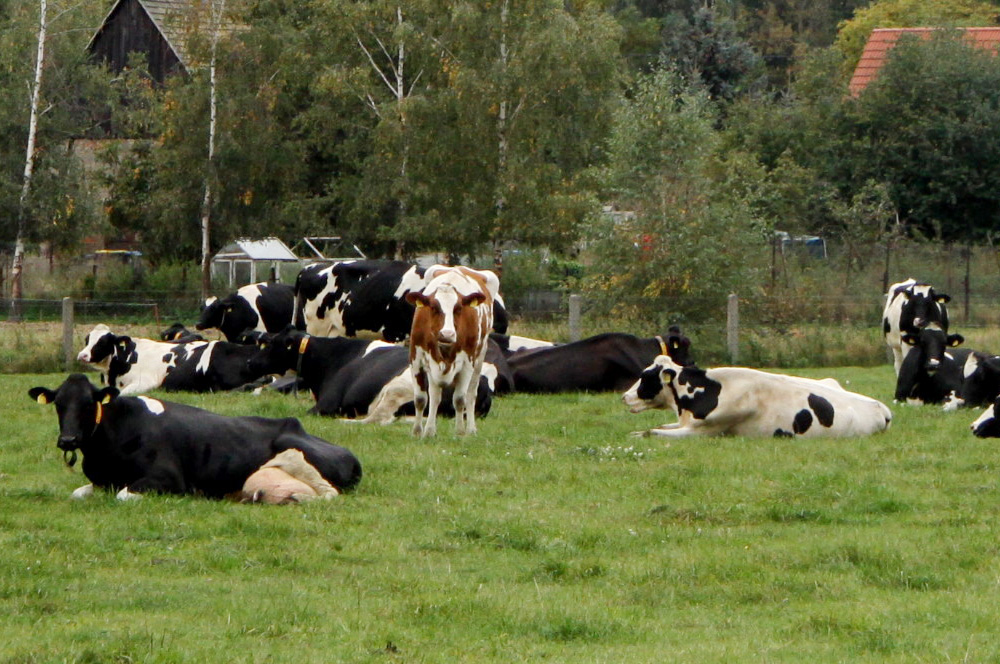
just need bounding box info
[970,395,1000,437]
[246,327,507,419]
[241,449,340,504]
[295,259,508,342]
[197,282,295,342]
[957,351,1000,411]
[159,323,205,343]
[29,374,362,499]
[160,340,267,392]
[883,278,951,375]
[894,325,967,406]
[407,266,497,437]
[623,355,892,438]
[78,324,207,395]
[508,326,693,393]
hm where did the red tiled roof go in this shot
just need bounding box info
[849,27,1000,96]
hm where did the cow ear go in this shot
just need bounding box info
[204,296,217,307]
[96,387,119,404]
[406,292,429,308]
[116,335,132,349]
[947,334,964,347]
[901,333,919,346]
[28,387,56,405]
[462,292,486,308]
[936,293,951,304]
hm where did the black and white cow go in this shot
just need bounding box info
[507,327,693,393]
[197,282,295,342]
[970,395,1000,437]
[488,332,556,356]
[294,260,509,342]
[956,351,1000,411]
[882,278,951,375]
[894,325,967,406]
[29,374,362,499]
[77,324,207,395]
[160,341,268,393]
[623,355,892,438]
[246,327,507,420]
[159,323,205,343]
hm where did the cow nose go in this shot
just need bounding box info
[58,435,79,450]
[913,317,923,326]
[77,351,89,362]
[438,330,456,344]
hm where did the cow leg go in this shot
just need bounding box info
[412,369,429,436]
[644,426,702,438]
[423,383,442,438]
[359,371,413,425]
[454,367,479,436]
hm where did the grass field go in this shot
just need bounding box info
[2,365,1000,663]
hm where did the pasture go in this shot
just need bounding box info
[3,365,1000,662]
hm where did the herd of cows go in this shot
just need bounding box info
[25,261,1000,503]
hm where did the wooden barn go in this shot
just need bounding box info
[87,0,233,83]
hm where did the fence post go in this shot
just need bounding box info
[62,296,74,372]
[568,294,582,342]
[727,293,739,364]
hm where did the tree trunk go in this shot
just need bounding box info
[200,0,225,300]
[493,0,510,276]
[11,0,48,320]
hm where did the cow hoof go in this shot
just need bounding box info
[629,430,649,438]
[70,484,94,500]
[116,487,143,501]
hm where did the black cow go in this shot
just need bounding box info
[508,327,693,393]
[294,260,508,342]
[160,341,268,393]
[197,282,295,342]
[247,327,506,419]
[29,374,361,500]
[882,278,951,375]
[894,325,967,405]
[159,323,205,343]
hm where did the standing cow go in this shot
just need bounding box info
[197,282,295,342]
[406,266,497,437]
[882,278,951,375]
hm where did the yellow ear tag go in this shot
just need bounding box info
[414,301,424,308]
[36,394,49,405]
[94,402,103,425]
[101,393,113,404]
[469,300,479,308]
[298,337,310,354]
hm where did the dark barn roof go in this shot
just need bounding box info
[87,0,236,82]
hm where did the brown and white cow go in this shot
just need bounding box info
[405,266,497,437]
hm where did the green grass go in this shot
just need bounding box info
[2,366,1000,662]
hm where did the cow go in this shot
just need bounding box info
[28,374,362,500]
[245,326,507,419]
[160,340,267,393]
[955,351,1000,411]
[406,266,497,437]
[489,332,556,356]
[241,449,341,504]
[197,282,295,342]
[159,323,205,343]
[623,355,892,438]
[294,259,509,342]
[77,324,207,395]
[507,326,693,393]
[894,324,967,406]
[882,278,951,375]
[970,395,1000,437]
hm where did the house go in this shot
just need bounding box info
[849,27,1000,96]
[87,0,238,83]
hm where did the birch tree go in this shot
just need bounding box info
[200,0,226,299]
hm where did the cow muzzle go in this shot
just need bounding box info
[77,351,90,362]
[58,435,80,451]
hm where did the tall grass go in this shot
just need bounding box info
[3,366,1000,661]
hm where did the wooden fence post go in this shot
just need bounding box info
[727,293,739,364]
[569,294,582,342]
[62,296,74,371]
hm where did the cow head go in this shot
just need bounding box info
[407,286,487,352]
[900,284,950,331]
[246,326,303,376]
[159,322,203,343]
[900,326,964,374]
[196,293,258,341]
[29,374,118,465]
[663,325,694,367]
[623,355,680,413]
[971,395,1000,438]
[77,324,118,365]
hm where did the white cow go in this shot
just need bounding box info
[623,355,892,439]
